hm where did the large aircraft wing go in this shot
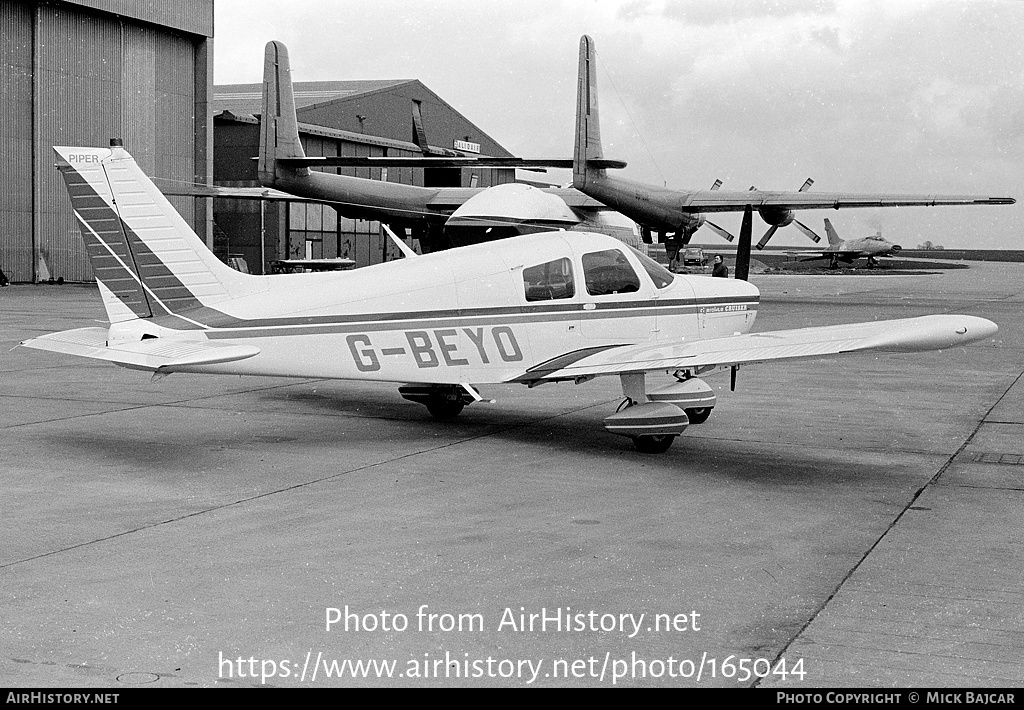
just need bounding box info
[511,315,996,383]
[277,156,627,169]
[154,179,612,212]
[675,189,1014,213]
[21,328,261,372]
[153,181,327,203]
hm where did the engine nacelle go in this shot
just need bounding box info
[678,211,705,234]
[757,205,794,228]
[640,212,704,242]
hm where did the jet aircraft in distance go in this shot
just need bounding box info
[21,143,999,453]
[793,220,902,268]
[570,35,1015,279]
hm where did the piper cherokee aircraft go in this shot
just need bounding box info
[571,35,1015,276]
[21,142,999,453]
[793,219,903,268]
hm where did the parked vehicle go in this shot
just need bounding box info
[683,248,708,268]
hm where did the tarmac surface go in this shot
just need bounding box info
[2,262,1023,688]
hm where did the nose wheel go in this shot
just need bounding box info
[631,434,676,454]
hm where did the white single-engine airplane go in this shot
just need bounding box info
[22,143,998,453]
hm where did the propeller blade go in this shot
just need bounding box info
[793,219,822,243]
[756,224,779,250]
[735,204,752,281]
[705,221,735,242]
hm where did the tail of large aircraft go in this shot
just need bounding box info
[823,219,843,248]
[259,40,309,185]
[55,142,257,324]
[573,35,605,191]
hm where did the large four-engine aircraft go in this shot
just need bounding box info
[571,35,1015,278]
[21,143,999,453]
[255,40,627,251]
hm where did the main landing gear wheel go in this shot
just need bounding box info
[685,407,712,424]
[399,384,477,421]
[425,397,465,421]
[631,434,676,454]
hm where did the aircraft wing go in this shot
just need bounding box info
[786,250,857,259]
[155,180,612,213]
[277,156,627,170]
[21,327,260,372]
[512,315,996,382]
[154,181,327,203]
[676,190,1014,213]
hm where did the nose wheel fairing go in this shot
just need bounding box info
[603,373,716,452]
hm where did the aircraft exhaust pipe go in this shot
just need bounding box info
[892,244,902,253]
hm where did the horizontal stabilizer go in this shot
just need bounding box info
[512,315,997,382]
[21,328,260,372]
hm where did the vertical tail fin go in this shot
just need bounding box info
[259,40,308,185]
[823,219,843,247]
[573,35,605,191]
[55,143,256,323]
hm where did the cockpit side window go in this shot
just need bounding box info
[523,257,575,302]
[630,246,675,289]
[582,249,642,296]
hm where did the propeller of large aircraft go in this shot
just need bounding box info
[734,204,753,282]
[755,178,823,250]
[694,179,822,247]
[703,179,736,242]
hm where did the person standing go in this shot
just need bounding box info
[712,254,729,278]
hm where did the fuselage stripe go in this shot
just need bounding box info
[199,299,760,339]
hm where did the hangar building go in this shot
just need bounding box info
[213,80,517,272]
[0,0,213,283]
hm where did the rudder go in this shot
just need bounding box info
[259,40,308,185]
[573,35,605,191]
[823,219,843,247]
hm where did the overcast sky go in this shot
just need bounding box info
[213,0,1023,250]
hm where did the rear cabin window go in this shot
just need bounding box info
[582,249,641,296]
[523,257,575,302]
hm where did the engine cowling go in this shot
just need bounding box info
[639,212,704,242]
[757,206,794,228]
[678,212,705,233]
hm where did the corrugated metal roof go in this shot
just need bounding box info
[214,80,414,115]
[62,0,214,37]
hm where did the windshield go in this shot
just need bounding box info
[630,247,675,289]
